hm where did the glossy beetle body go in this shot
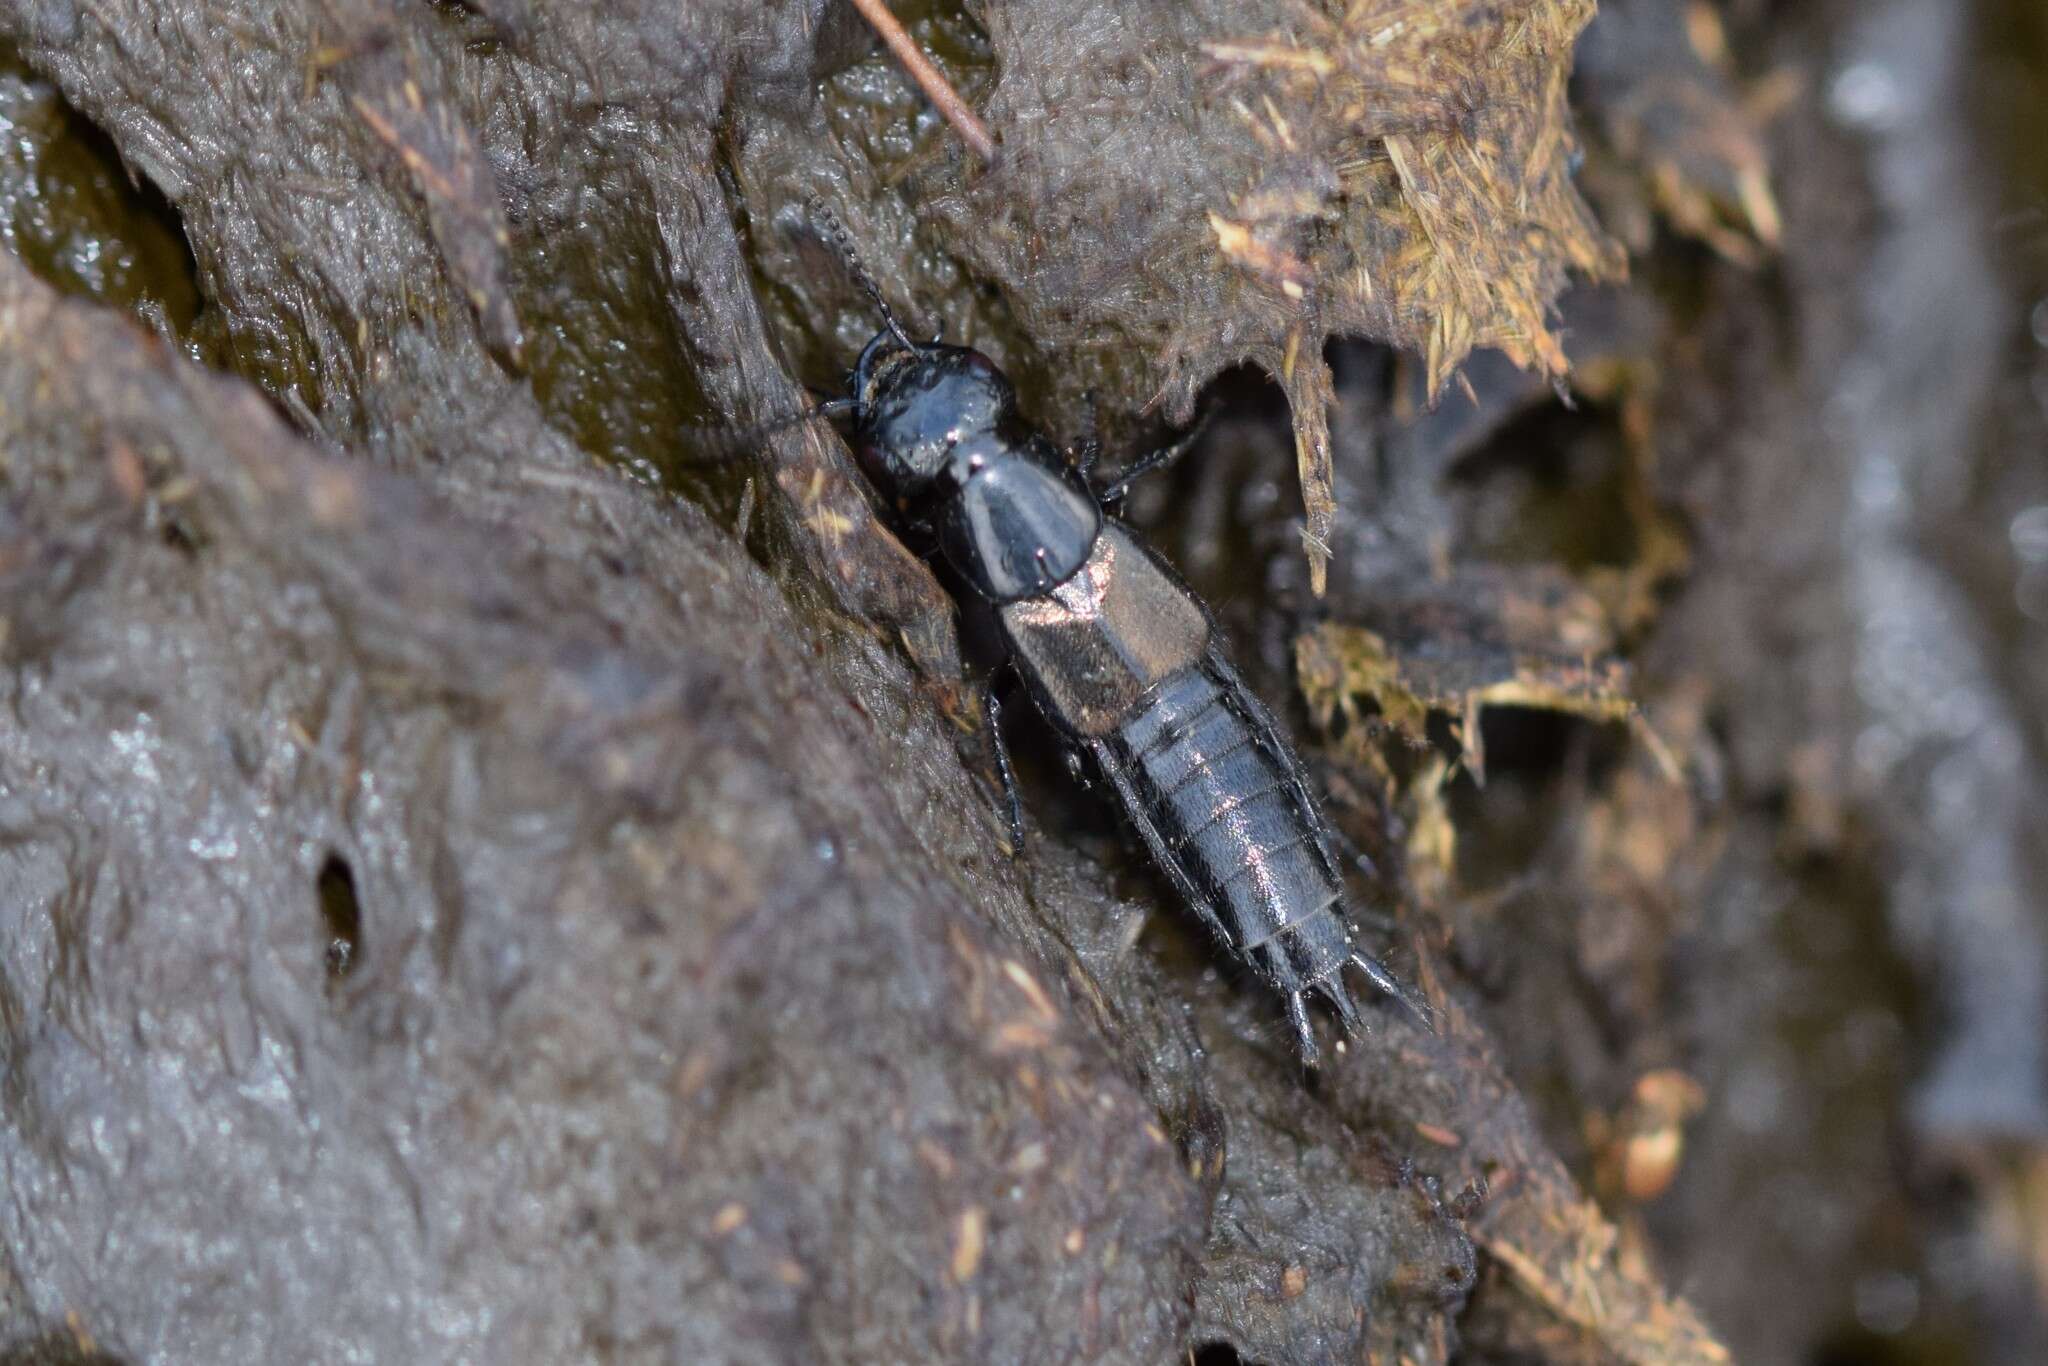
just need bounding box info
[850,334,1102,603]
[801,251,1424,1060]
[840,334,1424,1061]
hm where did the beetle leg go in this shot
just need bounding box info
[1070,434,1103,478]
[983,670,1026,857]
[1069,388,1102,475]
[1093,410,1213,512]
[1350,951,1435,1032]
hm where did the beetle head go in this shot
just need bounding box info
[851,335,1017,505]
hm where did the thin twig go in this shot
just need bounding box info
[847,0,996,164]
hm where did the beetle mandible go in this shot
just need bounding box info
[757,205,1431,1062]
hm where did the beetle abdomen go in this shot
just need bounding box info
[1101,660,1364,1035]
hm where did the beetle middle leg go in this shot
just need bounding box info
[1092,411,1213,513]
[981,662,1026,856]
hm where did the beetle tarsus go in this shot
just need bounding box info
[1070,434,1102,479]
[1071,388,1102,476]
[983,674,1025,857]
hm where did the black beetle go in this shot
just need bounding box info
[747,208,1431,1062]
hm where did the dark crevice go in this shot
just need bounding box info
[0,42,200,332]
[1471,705,1626,782]
[316,852,362,982]
[0,1333,130,1366]
[1444,398,1642,572]
[1805,1325,1945,1366]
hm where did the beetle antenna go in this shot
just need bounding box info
[681,397,858,463]
[806,195,922,353]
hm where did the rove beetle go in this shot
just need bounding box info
[748,205,1431,1062]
